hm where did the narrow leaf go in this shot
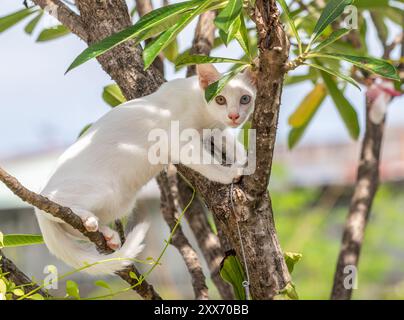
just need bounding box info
[205,65,248,102]
[277,0,302,53]
[143,0,214,69]
[310,0,353,46]
[36,25,70,42]
[312,28,351,52]
[214,0,243,33]
[320,70,360,139]
[2,234,44,248]
[306,62,361,89]
[309,53,400,80]
[66,0,203,73]
[0,8,36,33]
[219,250,246,300]
[175,53,248,69]
[234,14,251,57]
[24,11,43,35]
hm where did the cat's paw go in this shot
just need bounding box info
[219,167,243,184]
[83,216,99,232]
[100,226,121,250]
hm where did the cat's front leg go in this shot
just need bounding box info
[182,146,244,184]
[221,130,248,167]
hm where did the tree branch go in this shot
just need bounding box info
[32,0,87,41]
[157,165,209,300]
[0,250,50,299]
[331,19,403,300]
[0,166,161,300]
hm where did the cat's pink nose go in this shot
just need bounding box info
[228,113,240,121]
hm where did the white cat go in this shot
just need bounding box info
[35,64,256,275]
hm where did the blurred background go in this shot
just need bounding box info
[1,0,404,299]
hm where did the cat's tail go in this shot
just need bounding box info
[35,210,148,275]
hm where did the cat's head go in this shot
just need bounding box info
[197,64,257,128]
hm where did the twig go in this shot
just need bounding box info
[157,166,209,300]
[186,10,216,77]
[0,250,50,299]
[32,0,87,41]
[0,166,161,300]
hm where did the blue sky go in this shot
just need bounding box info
[0,1,403,159]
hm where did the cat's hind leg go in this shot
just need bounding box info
[100,226,122,250]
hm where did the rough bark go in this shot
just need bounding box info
[157,166,209,300]
[30,0,292,299]
[0,166,161,300]
[177,180,234,300]
[331,97,386,300]
[0,250,50,299]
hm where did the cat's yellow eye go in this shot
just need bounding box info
[240,95,251,105]
[215,95,227,105]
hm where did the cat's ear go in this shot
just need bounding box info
[242,66,258,87]
[197,64,221,90]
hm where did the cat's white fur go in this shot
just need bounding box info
[35,64,256,275]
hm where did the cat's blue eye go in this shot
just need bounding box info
[240,95,251,104]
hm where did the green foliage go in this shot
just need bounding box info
[0,8,37,34]
[24,11,43,35]
[175,53,249,69]
[308,0,353,48]
[102,84,126,107]
[308,53,400,81]
[219,251,246,300]
[37,25,70,42]
[66,280,80,299]
[205,64,248,102]
[320,70,360,140]
[1,234,44,248]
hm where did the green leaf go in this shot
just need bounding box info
[36,25,70,42]
[102,84,126,107]
[0,8,36,34]
[214,0,243,33]
[320,70,360,140]
[0,231,4,249]
[24,11,43,35]
[163,38,179,62]
[0,279,7,294]
[306,62,360,90]
[129,271,139,281]
[284,252,303,274]
[27,293,45,300]
[218,14,241,46]
[66,280,80,299]
[205,64,248,102]
[175,53,249,69]
[312,28,351,52]
[143,0,214,69]
[234,14,251,57]
[309,0,353,47]
[277,0,302,53]
[66,0,204,73]
[309,53,400,81]
[12,289,25,297]
[77,123,93,138]
[275,283,299,300]
[94,280,111,290]
[355,0,389,8]
[2,234,44,248]
[219,250,246,300]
